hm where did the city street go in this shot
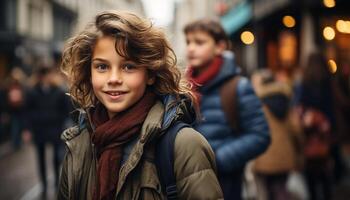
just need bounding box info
[1,1,350,199]
[0,142,56,200]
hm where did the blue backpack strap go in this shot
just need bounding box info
[156,121,189,200]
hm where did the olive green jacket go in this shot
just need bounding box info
[57,98,223,200]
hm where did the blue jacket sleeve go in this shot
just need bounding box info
[215,77,270,173]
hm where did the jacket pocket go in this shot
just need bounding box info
[135,160,163,200]
[137,182,163,200]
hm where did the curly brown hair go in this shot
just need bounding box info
[61,10,198,112]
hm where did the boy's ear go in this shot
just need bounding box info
[215,40,227,55]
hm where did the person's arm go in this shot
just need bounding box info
[215,78,270,173]
[174,127,223,200]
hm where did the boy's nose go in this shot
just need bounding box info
[186,44,194,53]
[108,71,122,85]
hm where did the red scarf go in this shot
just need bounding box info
[187,56,223,103]
[91,91,156,200]
[187,56,223,87]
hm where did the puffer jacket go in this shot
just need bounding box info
[57,95,223,200]
[193,53,270,199]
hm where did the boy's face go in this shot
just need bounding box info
[185,30,224,69]
[91,36,154,118]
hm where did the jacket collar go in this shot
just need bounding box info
[61,94,196,144]
[200,51,241,93]
[161,94,196,129]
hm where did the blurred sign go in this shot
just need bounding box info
[220,1,252,35]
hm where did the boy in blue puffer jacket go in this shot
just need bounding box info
[184,19,270,199]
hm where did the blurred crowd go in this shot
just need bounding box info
[249,50,350,200]
[0,64,73,198]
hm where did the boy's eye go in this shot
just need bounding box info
[195,39,204,45]
[95,63,108,71]
[122,63,137,71]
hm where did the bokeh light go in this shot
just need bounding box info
[241,31,255,45]
[328,59,337,73]
[283,15,296,28]
[323,26,335,40]
[336,20,350,33]
[323,0,336,8]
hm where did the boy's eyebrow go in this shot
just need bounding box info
[92,58,128,63]
[91,58,110,62]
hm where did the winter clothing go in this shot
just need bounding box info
[25,83,71,193]
[187,56,223,86]
[301,108,333,200]
[299,56,336,200]
[190,53,270,199]
[251,72,304,200]
[252,74,303,174]
[57,96,223,200]
[25,84,70,143]
[91,92,156,199]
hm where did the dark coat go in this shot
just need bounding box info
[25,84,70,143]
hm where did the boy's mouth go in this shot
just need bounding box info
[104,91,128,100]
[105,91,126,96]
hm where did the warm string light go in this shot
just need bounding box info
[336,20,350,34]
[241,31,254,45]
[323,26,335,40]
[323,0,336,8]
[328,59,337,73]
[283,15,296,28]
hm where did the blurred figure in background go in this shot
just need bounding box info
[299,52,337,200]
[0,83,5,143]
[3,67,27,150]
[184,19,270,199]
[23,66,71,198]
[252,69,303,200]
[333,59,350,178]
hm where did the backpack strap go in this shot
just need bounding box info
[219,76,241,131]
[156,121,190,200]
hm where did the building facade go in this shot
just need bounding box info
[172,0,218,65]
[0,0,144,78]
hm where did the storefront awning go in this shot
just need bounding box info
[220,0,252,35]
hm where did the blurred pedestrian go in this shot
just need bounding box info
[333,59,350,180]
[299,52,336,200]
[58,10,223,200]
[252,69,303,200]
[184,19,270,199]
[23,66,71,198]
[0,81,8,144]
[3,67,27,150]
